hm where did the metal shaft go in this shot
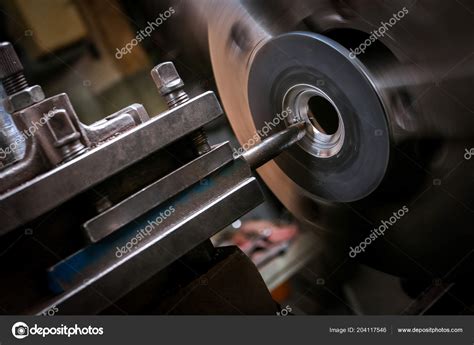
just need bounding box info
[242,122,306,169]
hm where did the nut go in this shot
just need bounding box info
[3,85,45,113]
[150,62,184,95]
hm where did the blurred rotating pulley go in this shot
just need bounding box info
[166,0,474,279]
[247,31,391,203]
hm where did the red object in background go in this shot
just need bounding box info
[232,220,299,265]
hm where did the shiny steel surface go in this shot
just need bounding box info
[0,92,222,234]
[282,83,345,159]
[170,0,474,278]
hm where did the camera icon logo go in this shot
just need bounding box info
[12,322,29,339]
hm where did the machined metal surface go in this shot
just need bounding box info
[0,91,150,193]
[82,104,149,146]
[0,91,223,234]
[282,83,345,159]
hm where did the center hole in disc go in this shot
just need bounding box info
[307,95,339,135]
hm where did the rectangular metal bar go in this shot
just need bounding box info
[83,143,234,243]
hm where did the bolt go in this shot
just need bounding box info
[151,62,184,98]
[151,61,210,155]
[46,109,87,163]
[0,42,29,96]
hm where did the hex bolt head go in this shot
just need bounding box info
[151,62,184,96]
[46,109,81,146]
[3,85,45,113]
[151,61,208,154]
[45,108,86,163]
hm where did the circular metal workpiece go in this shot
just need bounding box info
[282,84,345,159]
[248,32,390,202]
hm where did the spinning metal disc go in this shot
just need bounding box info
[247,32,390,202]
[171,0,474,279]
